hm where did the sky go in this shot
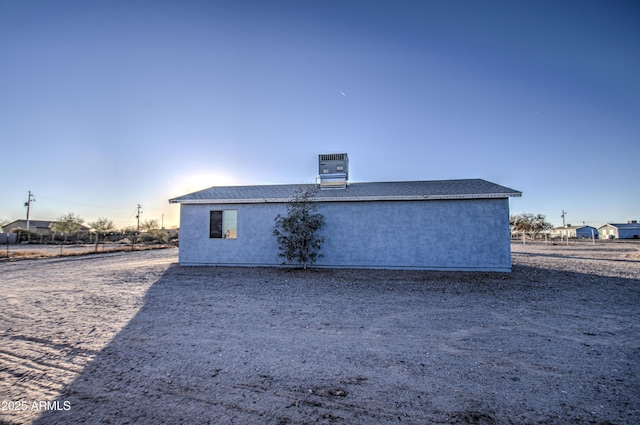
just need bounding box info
[1,0,638,230]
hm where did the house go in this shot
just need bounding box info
[551,224,598,239]
[2,219,90,239]
[169,154,522,271]
[598,221,640,239]
[2,219,57,237]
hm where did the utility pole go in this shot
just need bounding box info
[561,209,567,227]
[24,191,35,231]
[133,204,142,251]
[136,204,143,233]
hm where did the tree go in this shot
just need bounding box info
[121,225,137,237]
[120,225,137,248]
[89,217,115,252]
[140,219,160,232]
[0,218,9,232]
[50,212,84,243]
[139,219,168,243]
[273,188,325,269]
[510,213,553,240]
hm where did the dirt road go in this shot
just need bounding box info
[1,243,639,424]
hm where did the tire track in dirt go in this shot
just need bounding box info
[0,249,176,425]
[3,245,640,424]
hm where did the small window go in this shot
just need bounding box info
[210,210,237,239]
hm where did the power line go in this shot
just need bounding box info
[36,194,134,210]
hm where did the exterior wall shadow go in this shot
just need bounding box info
[33,263,640,425]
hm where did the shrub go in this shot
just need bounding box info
[273,187,325,269]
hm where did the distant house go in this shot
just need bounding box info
[551,224,598,239]
[3,219,57,237]
[169,154,522,272]
[598,221,640,239]
[3,219,90,238]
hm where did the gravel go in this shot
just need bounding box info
[1,242,639,424]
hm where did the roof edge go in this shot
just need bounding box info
[169,192,522,204]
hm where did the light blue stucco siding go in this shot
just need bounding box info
[178,198,512,271]
[178,203,286,266]
[319,199,510,270]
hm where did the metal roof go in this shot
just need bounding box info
[2,219,91,230]
[169,179,522,204]
[599,222,640,230]
[4,219,54,228]
[552,225,596,230]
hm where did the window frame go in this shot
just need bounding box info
[209,210,237,239]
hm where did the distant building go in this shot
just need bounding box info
[3,219,56,236]
[598,221,640,239]
[551,224,598,239]
[2,219,90,238]
[169,154,522,272]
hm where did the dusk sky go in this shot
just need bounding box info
[1,0,638,230]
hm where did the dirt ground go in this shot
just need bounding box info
[1,242,639,424]
[2,244,169,258]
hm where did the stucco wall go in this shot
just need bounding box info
[178,198,512,271]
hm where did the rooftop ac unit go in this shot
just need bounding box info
[319,153,348,189]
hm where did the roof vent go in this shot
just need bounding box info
[318,153,348,189]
